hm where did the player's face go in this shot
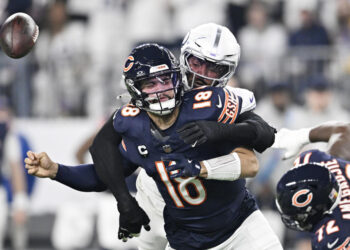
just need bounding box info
[186,55,229,87]
[140,74,175,103]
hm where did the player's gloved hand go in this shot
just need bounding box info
[177,120,222,147]
[162,153,201,179]
[117,196,151,242]
[272,128,311,160]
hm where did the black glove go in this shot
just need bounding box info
[117,197,151,242]
[162,153,201,179]
[177,119,276,153]
[177,120,233,146]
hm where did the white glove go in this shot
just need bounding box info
[272,128,311,160]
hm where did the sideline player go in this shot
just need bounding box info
[26,43,282,249]
[273,122,350,249]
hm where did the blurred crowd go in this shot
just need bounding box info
[1,0,350,118]
[1,0,350,249]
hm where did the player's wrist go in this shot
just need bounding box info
[50,162,59,179]
[199,162,208,178]
[117,195,139,214]
[298,128,311,145]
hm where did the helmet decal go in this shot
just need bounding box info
[124,56,135,72]
[276,162,340,232]
[150,64,169,73]
[292,189,313,207]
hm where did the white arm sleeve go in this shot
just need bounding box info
[225,86,256,113]
[202,152,241,181]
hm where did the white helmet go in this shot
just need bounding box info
[180,23,241,90]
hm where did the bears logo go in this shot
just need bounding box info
[124,56,134,72]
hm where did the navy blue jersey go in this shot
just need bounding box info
[113,86,258,249]
[295,150,350,250]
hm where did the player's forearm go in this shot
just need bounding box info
[90,115,134,203]
[54,163,107,192]
[200,147,258,180]
[233,147,259,178]
[310,122,350,161]
[309,122,350,142]
[235,111,276,153]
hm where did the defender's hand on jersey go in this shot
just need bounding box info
[163,154,201,179]
[272,128,311,160]
[117,197,150,242]
[24,151,58,178]
[177,120,222,147]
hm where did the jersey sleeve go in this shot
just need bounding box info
[216,87,243,124]
[225,86,256,113]
[184,86,243,124]
[54,164,108,192]
[113,104,141,134]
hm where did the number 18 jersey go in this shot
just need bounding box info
[113,86,258,249]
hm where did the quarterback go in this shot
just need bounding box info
[26,43,281,249]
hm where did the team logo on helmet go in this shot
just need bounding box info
[124,56,135,72]
[292,189,313,208]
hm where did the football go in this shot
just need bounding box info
[0,12,39,59]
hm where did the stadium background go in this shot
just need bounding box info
[1,0,349,249]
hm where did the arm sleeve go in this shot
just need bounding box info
[54,164,107,192]
[235,111,276,153]
[89,113,136,208]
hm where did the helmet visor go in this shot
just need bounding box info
[186,54,231,79]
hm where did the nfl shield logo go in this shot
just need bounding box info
[162,145,172,153]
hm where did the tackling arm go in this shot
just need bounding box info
[310,122,350,161]
[89,113,150,240]
[272,121,350,161]
[177,111,276,153]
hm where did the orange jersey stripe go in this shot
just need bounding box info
[218,89,230,122]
